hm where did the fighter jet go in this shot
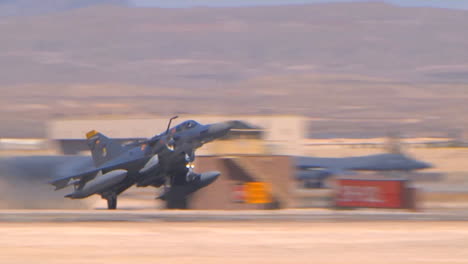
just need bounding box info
[294,153,432,187]
[49,117,233,209]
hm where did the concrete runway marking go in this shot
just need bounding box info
[0,209,467,222]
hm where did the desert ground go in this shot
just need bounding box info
[0,221,467,264]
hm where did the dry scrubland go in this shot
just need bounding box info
[0,221,467,264]
[1,3,468,137]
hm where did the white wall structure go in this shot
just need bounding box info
[48,115,307,155]
[0,138,48,151]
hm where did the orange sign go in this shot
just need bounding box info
[335,179,406,208]
[245,182,272,204]
[232,182,272,204]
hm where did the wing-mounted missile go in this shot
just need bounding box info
[135,154,163,187]
[157,171,220,201]
[65,169,127,199]
[139,154,160,175]
[185,171,220,192]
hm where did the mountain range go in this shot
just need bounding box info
[0,2,467,138]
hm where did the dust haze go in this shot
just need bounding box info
[0,156,93,209]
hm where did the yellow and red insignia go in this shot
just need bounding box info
[86,130,98,139]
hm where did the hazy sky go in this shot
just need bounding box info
[131,0,468,9]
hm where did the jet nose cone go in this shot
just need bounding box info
[199,171,220,186]
[418,161,433,169]
[208,122,232,137]
[408,158,432,170]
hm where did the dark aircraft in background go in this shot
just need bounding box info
[49,117,233,209]
[294,153,432,188]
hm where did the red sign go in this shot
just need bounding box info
[232,183,245,203]
[335,179,406,208]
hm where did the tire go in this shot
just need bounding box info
[107,196,117,210]
[166,196,187,209]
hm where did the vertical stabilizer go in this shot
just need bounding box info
[86,130,123,167]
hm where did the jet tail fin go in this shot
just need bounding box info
[86,130,123,167]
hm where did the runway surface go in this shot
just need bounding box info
[0,209,467,222]
[1,221,467,264]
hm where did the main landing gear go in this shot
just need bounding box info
[166,195,187,209]
[105,194,117,210]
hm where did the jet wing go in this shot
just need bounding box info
[294,156,357,178]
[322,168,356,176]
[49,168,101,190]
[295,156,342,170]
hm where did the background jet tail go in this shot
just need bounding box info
[86,130,123,167]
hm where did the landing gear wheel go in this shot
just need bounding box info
[166,196,187,209]
[106,196,117,210]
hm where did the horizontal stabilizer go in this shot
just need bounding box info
[49,168,100,190]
